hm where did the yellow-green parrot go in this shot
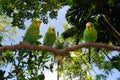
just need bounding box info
[83,22,97,63]
[23,18,41,44]
[22,19,41,68]
[43,26,56,46]
[40,26,56,62]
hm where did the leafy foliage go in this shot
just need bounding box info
[0,0,65,29]
[0,49,53,79]
[55,37,119,80]
[0,29,52,79]
[0,15,19,41]
[62,0,120,45]
[111,54,120,71]
[0,0,120,80]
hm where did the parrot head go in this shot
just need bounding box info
[33,18,41,29]
[86,22,94,30]
[48,26,56,34]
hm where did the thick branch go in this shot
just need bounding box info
[0,42,120,55]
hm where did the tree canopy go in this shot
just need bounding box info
[63,0,120,45]
[0,0,65,29]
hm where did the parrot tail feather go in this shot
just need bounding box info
[88,47,91,64]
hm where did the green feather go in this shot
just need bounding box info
[83,27,97,42]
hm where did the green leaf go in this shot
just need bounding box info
[111,54,120,71]
[50,63,54,72]
[38,74,45,80]
[44,65,49,69]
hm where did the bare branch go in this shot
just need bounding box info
[0,42,120,55]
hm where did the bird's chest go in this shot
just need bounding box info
[87,31,95,36]
[84,30,97,42]
[26,29,39,42]
[44,33,56,46]
[30,29,39,36]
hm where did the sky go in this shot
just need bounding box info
[1,5,120,80]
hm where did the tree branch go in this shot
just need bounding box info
[0,42,120,55]
[102,15,120,38]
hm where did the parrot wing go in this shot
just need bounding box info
[83,28,97,42]
[40,26,56,63]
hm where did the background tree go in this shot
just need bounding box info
[61,0,120,79]
[63,0,120,45]
[0,0,66,29]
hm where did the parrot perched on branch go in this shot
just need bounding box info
[22,19,41,69]
[43,26,56,46]
[23,18,41,44]
[83,22,97,63]
[41,26,56,62]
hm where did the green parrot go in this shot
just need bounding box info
[22,19,41,68]
[83,22,97,63]
[43,26,56,46]
[23,18,41,44]
[41,26,56,62]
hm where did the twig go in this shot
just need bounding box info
[101,48,111,61]
[100,15,120,42]
[102,15,120,38]
[0,42,120,55]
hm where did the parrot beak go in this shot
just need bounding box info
[51,28,55,34]
[34,18,41,28]
[86,22,94,30]
[35,21,41,28]
[86,26,90,30]
[86,24,93,30]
